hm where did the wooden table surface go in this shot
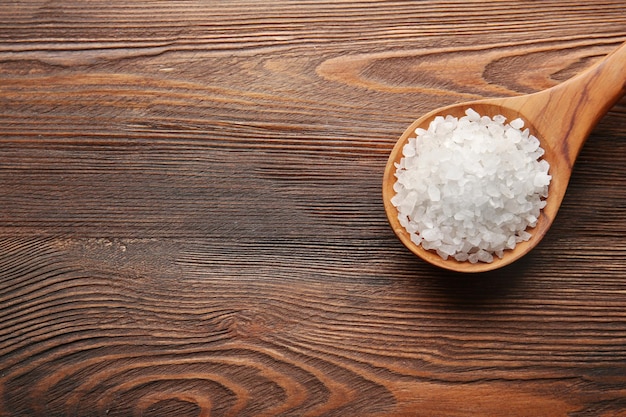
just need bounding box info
[1,1,625,416]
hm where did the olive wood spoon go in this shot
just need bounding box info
[383,42,626,273]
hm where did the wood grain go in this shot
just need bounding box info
[1,1,626,416]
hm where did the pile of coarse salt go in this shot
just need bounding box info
[391,108,551,264]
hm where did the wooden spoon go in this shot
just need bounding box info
[383,42,626,273]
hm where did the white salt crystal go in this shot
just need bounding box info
[510,118,524,129]
[454,252,469,262]
[476,249,494,263]
[391,108,550,263]
[533,172,551,187]
[410,233,422,246]
[506,235,516,249]
[493,114,506,124]
[446,164,463,180]
[439,244,457,257]
[436,250,450,260]
[465,108,480,120]
[422,228,442,242]
[427,184,441,201]
[403,143,416,157]
[468,253,480,264]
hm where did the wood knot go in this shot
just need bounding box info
[228,310,275,339]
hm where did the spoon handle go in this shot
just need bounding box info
[529,41,626,165]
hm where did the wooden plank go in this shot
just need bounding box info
[1,1,625,416]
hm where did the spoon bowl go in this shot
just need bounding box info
[383,42,626,273]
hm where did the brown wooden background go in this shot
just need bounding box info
[1,1,625,416]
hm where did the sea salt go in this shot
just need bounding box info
[391,108,551,263]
